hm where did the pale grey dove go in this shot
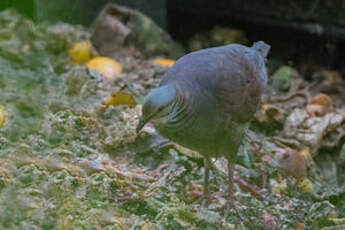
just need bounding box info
[137,41,270,210]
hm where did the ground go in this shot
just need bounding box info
[0,9,345,230]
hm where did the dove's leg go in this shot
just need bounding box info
[224,159,235,217]
[203,157,210,197]
[201,157,211,207]
[224,158,245,221]
[227,160,235,205]
[194,157,211,207]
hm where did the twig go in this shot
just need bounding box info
[235,178,265,201]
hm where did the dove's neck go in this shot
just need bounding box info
[160,83,198,132]
[245,49,268,90]
[252,41,270,58]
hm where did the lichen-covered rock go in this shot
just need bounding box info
[91,3,185,59]
[284,108,345,155]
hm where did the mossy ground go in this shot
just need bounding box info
[0,9,344,230]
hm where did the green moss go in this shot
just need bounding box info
[271,66,298,92]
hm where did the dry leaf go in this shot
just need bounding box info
[104,91,137,108]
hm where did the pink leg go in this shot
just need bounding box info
[228,160,235,205]
[194,157,211,207]
[225,160,235,216]
[203,157,210,196]
[202,157,210,207]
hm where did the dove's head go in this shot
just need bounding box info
[136,84,176,132]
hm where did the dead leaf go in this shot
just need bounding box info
[104,91,137,108]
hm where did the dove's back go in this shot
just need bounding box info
[158,42,269,157]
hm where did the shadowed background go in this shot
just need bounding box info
[1,0,344,74]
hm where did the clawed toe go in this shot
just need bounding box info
[194,195,212,208]
[224,199,235,217]
[223,198,245,221]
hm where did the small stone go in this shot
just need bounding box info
[307,93,332,117]
[275,148,306,181]
[311,93,332,107]
[306,104,327,117]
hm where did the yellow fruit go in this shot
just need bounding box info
[68,41,93,64]
[87,57,122,79]
[0,105,5,127]
[104,91,137,108]
[152,58,175,67]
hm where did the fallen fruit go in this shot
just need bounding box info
[87,57,122,79]
[68,41,94,64]
[152,58,175,67]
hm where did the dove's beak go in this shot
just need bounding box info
[136,118,148,133]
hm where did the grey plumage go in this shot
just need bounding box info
[138,41,270,209]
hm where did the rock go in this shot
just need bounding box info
[91,3,185,59]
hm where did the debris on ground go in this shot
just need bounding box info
[0,7,345,230]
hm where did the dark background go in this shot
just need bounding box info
[0,0,167,27]
[2,0,345,74]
